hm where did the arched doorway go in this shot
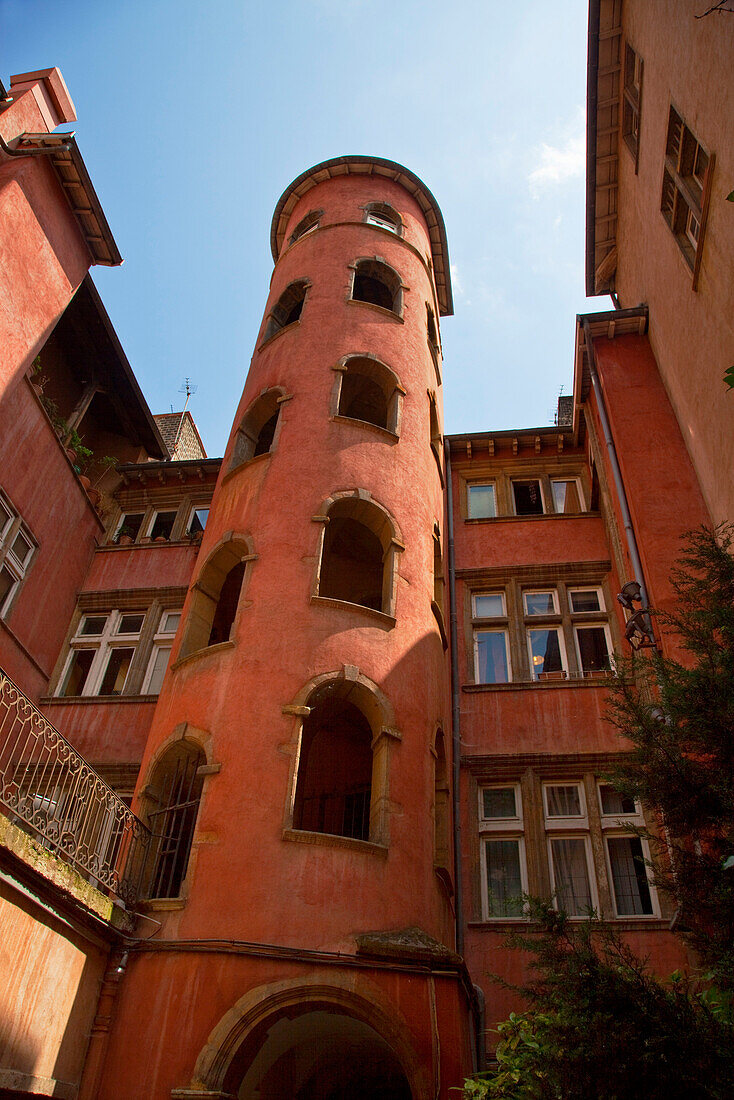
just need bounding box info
[236,1009,412,1099]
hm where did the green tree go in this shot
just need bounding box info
[461,526,734,1099]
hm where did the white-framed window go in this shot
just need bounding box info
[574,623,613,675]
[474,630,511,684]
[527,626,567,681]
[512,479,545,516]
[142,609,182,695]
[523,589,558,616]
[187,506,209,537]
[544,782,586,824]
[113,512,145,544]
[58,611,144,697]
[0,490,36,618]
[543,783,596,915]
[568,587,604,614]
[598,783,657,917]
[550,478,585,514]
[364,202,401,235]
[467,483,496,519]
[479,784,527,918]
[146,510,177,541]
[473,591,506,618]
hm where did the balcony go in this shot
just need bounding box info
[0,668,150,906]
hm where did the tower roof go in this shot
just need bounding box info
[271,155,453,316]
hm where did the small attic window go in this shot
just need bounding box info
[364,203,402,235]
[289,210,322,245]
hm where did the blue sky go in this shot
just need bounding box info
[2,0,610,455]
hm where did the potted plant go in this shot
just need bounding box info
[117,525,135,546]
[87,455,118,507]
[29,355,47,397]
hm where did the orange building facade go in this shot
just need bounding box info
[0,6,731,1094]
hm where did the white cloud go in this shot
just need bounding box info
[450,263,464,296]
[527,109,586,194]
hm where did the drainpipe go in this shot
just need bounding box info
[582,319,652,619]
[444,442,464,959]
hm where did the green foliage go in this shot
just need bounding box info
[724,365,734,390]
[462,528,734,1099]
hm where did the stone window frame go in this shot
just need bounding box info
[0,487,36,620]
[622,40,643,171]
[329,354,404,439]
[362,201,403,237]
[174,531,257,665]
[227,386,291,476]
[463,564,618,688]
[281,667,402,852]
[109,491,214,547]
[431,522,447,648]
[310,489,404,626]
[426,301,442,385]
[467,757,665,929]
[428,389,444,487]
[478,781,528,920]
[288,209,323,247]
[459,464,592,522]
[660,103,715,290]
[260,279,311,346]
[347,256,407,321]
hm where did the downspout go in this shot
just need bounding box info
[444,442,464,957]
[583,319,651,616]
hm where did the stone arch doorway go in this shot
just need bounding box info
[236,1008,412,1099]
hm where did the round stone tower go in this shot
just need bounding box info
[99,158,473,1100]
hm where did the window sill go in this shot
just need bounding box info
[467,917,669,932]
[463,678,609,693]
[220,449,271,488]
[100,539,202,551]
[464,512,597,525]
[43,694,160,705]
[331,414,398,443]
[170,639,236,673]
[346,298,404,323]
[282,827,388,858]
[257,318,301,352]
[137,897,187,912]
[311,595,396,629]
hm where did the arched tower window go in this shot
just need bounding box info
[363,202,402,235]
[350,259,402,316]
[289,209,322,245]
[179,537,253,658]
[428,391,444,485]
[229,388,284,472]
[335,356,402,434]
[263,280,308,342]
[433,730,450,877]
[316,495,402,618]
[144,740,205,899]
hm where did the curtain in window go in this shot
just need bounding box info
[607,836,653,915]
[485,839,523,917]
[476,632,509,683]
[550,837,592,915]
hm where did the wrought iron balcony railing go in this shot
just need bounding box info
[0,668,151,906]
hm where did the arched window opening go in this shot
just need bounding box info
[335,356,402,435]
[433,730,450,873]
[351,260,402,316]
[289,209,321,245]
[229,389,283,472]
[263,281,308,342]
[426,302,439,351]
[429,393,444,485]
[433,525,445,618]
[320,516,383,611]
[180,538,251,658]
[144,741,205,899]
[364,202,402,235]
[294,694,373,841]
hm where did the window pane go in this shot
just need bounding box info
[117,614,144,635]
[546,785,582,817]
[61,649,95,696]
[577,627,610,672]
[475,631,509,683]
[188,508,209,535]
[147,646,171,694]
[550,837,592,915]
[0,499,12,535]
[468,484,496,519]
[524,591,556,616]
[485,839,524,917]
[366,212,398,232]
[512,480,544,516]
[150,512,176,540]
[570,589,601,613]
[97,648,134,695]
[10,531,32,566]
[0,565,16,611]
[552,480,581,514]
[607,837,653,915]
[161,611,181,633]
[528,628,563,678]
[482,787,517,819]
[80,616,107,636]
[474,593,505,618]
[599,785,636,816]
[116,513,144,542]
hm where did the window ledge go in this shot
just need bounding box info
[467,917,670,932]
[311,595,396,628]
[346,298,404,323]
[463,678,609,693]
[100,539,202,551]
[257,318,301,352]
[220,449,271,488]
[331,414,398,443]
[137,897,187,912]
[170,639,236,673]
[282,827,388,858]
[465,512,597,525]
[42,694,159,705]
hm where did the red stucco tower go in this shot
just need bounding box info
[98,158,474,1099]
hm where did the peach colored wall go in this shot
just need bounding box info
[0,878,107,1095]
[43,698,156,765]
[0,379,101,699]
[82,543,199,593]
[614,0,734,525]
